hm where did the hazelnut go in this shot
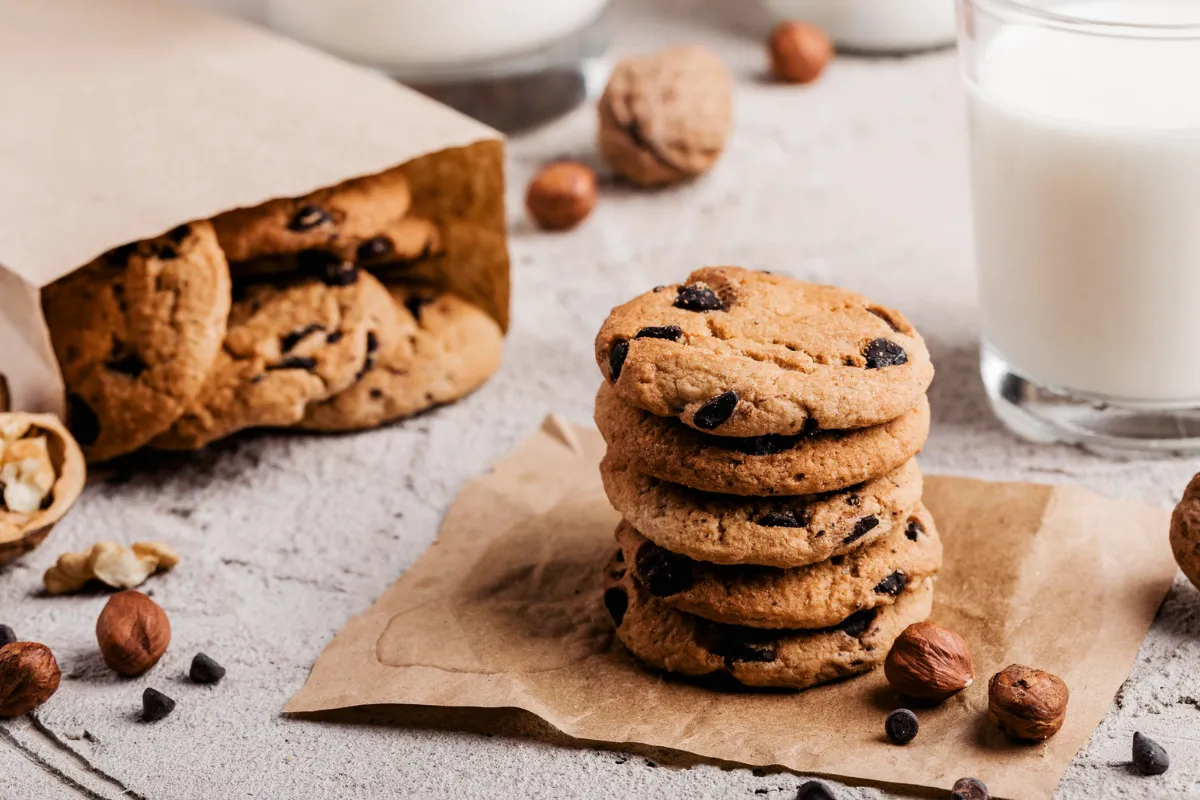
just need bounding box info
[526,162,598,231]
[884,621,975,702]
[0,642,61,717]
[96,590,170,677]
[768,21,834,85]
[1170,472,1200,592]
[988,664,1068,741]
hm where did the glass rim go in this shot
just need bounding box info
[966,0,1200,37]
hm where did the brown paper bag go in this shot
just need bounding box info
[0,0,508,415]
[287,415,1177,800]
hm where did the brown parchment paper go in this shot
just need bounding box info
[0,0,507,416]
[286,416,1177,800]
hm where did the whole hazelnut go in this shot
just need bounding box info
[526,162,598,231]
[1169,472,1200,591]
[988,664,1068,741]
[96,590,170,677]
[0,642,61,717]
[768,21,834,85]
[884,621,975,702]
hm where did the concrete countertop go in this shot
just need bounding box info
[4,1,1200,798]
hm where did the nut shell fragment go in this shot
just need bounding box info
[0,413,85,566]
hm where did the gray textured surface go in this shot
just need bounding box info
[4,1,1200,797]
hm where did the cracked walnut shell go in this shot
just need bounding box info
[598,45,733,187]
[0,413,86,566]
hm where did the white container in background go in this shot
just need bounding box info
[765,0,956,53]
[961,0,1200,452]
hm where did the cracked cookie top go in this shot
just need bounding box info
[595,267,934,437]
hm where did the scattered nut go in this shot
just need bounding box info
[526,162,598,231]
[951,777,990,800]
[598,45,733,186]
[988,664,1068,741]
[768,21,834,85]
[884,621,975,702]
[189,653,226,685]
[96,590,171,677]
[885,708,919,745]
[796,780,835,800]
[0,413,85,567]
[0,642,61,717]
[0,625,14,648]
[141,687,176,722]
[44,540,179,595]
[1132,732,1169,775]
[1169,473,1200,592]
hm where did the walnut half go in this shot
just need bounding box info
[0,413,86,566]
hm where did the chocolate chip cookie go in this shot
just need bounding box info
[594,382,929,496]
[42,221,231,462]
[297,287,503,432]
[601,455,922,567]
[595,267,934,437]
[604,551,934,689]
[212,169,413,263]
[150,265,399,450]
[617,505,941,629]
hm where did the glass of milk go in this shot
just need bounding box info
[961,0,1200,452]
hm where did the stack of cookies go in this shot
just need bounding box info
[594,267,939,690]
[41,168,503,463]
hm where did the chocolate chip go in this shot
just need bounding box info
[0,625,15,647]
[67,393,100,446]
[835,608,877,638]
[693,390,739,430]
[281,323,324,352]
[614,549,625,563]
[757,509,807,528]
[289,204,332,231]
[189,653,226,685]
[797,781,836,800]
[603,587,628,626]
[609,340,629,381]
[844,516,879,545]
[1133,732,1169,775]
[104,242,138,267]
[885,709,919,745]
[369,388,384,400]
[951,778,990,800]
[298,250,358,285]
[875,571,908,596]
[727,433,801,456]
[404,295,433,321]
[846,494,861,507]
[107,352,146,378]
[267,356,318,371]
[829,555,844,566]
[906,518,925,541]
[801,417,822,436]
[366,332,379,353]
[674,283,723,312]
[357,236,394,262]
[635,543,695,597]
[635,325,683,342]
[705,628,777,666]
[167,224,191,243]
[326,331,344,344]
[863,338,907,369]
[142,688,176,722]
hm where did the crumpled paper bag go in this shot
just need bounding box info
[287,415,1177,800]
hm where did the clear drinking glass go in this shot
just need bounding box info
[959,0,1200,453]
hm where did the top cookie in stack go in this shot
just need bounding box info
[593,266,938,690]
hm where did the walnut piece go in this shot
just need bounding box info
[44,540,180,595]
[0,413,85,566]
[598,45,733,187]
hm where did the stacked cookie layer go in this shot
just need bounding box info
[594,266,939,690]
[41,168,502,462]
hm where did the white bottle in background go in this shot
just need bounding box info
[764,0,956,53]
[969,1,1200,402]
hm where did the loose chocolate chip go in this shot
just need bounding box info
[104,242,138,267]
[142,688,176,722]
[326,331,344,344]
[836,608,877,638]
[281,323,324,352]
[267,356,318,371]
[369,388,384,400]
[404,295,433,321]
[863,338,907,369]
[67,393,101,446]
[635,544,696,597]
[167,224,191,243]
[843,516,879,545]
[107,352,147,379]
[608,340,629,381]
[603,587,628,626]
[189,653,226,685]
[951,778,990,800]
[634,325,683,342]
[693,390,739,430]
[757,509,807,528]
[289,204,332,231]
[1133,732,1169,775]
[0,625,15,647]
[357,236,394,262]
[885,709,919,745]
[797,781,836,800]
[674,283,724,312]
[874,571,908,596]
[906,518,924,541]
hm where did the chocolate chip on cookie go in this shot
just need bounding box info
[635,325,683,342]
[608,340,630,382]
[692,391,739,430]
[634,541,696,597]
[864,338,908,369]
[844,516,880,545]
[674,283,724,312]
